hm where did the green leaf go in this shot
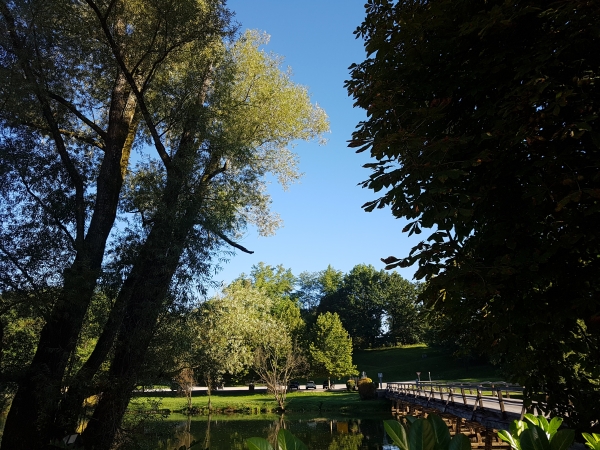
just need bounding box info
[498,430,520,450]
[428,414,451,449]
[547,417,563,438]
[406,415,419,424]
[449,433,472,450]
[537,416,549,433]
[511,420,527,437]
[277,429,308,450]
[246,437,275,450]
[524,414,540,427]
[409,418,437,450]
[384,420,409,450]
[582,433,600,450]
[521,425,551,450]
[550,429,574,450]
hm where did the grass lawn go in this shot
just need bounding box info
[130,389,388,416]
[130,344,501,415]
[353,344,500,383]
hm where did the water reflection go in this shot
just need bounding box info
[162,414,397,449]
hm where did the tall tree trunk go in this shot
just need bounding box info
[53,118,139,437]
[81,122,221,449]
[53,257,135,436]
[81,219,188,450]
[0,74,136,450]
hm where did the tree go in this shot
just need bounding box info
[295,265,344,313]
[309,312,358,387]
[347,0,600,429]
[318,264,386,349]
[384,275,424,346]
[79,27,327,450]
[249,263,296,299]
[239,263,306,340]
[252,334,307,411]
[1,1,328,447]
[0,0,206,444]
[191,282,266,410]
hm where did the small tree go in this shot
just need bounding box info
[309,312,358,388]
[172,368,195,412]
[252,324,307,410]
[191,284,262,410]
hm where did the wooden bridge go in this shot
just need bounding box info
[386,381,535,450]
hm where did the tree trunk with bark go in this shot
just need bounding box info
[0,72,136,449]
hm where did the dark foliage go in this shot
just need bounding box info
[347,0,600,430]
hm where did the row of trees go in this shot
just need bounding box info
[240,262,427,350]
[155,261,428,409]
[1,260,426,429]
[0,0,328,448]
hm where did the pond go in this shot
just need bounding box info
[158,413,399,450]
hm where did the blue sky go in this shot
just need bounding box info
[213,0,421,286]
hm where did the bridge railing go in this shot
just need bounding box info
[386,381,527,420]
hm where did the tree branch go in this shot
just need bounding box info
[84,0,172,168]
[212,231,253,254]
[18,170,76,249]
[0,242,38,290]
[48,93,108,141]
[1,0,86,248]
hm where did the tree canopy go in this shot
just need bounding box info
[346,0,600,428]
[0,0,328,447]
[309,312,358,383]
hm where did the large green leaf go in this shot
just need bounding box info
[409,418,437,450]
[550,429,574,450]
[524,414,540,428]
[449,433,472,450]
[246,437,275,450]
[510,420,527,438]
[547,417,563,439]
[521,425,551,450]
[498,430,520,450]
[277,429,308,450]
[428,414,451,450]
[537,417,550,433]
[384,420,409,450]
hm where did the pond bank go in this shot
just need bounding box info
[130,389,390,416]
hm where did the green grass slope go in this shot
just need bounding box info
[352,344,500,383]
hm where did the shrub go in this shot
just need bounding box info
[346,379,356,391]
[357,377,377,400]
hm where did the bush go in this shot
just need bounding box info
[346,379,356,391]
[357,377,377,400]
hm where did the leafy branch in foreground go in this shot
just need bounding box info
[497,414,574,450]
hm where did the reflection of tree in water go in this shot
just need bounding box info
[202,413,211,450]
[266,415,287,448]
[328,432,364,450]
[325,420,364,450]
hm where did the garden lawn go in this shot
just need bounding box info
[353,344,500,383]
[130,390,388,415]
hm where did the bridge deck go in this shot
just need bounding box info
[385,381,538,431]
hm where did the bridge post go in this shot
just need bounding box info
[496,388,507,419]
[485,427,493,450]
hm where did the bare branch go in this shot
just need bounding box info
[212,231,253,254]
